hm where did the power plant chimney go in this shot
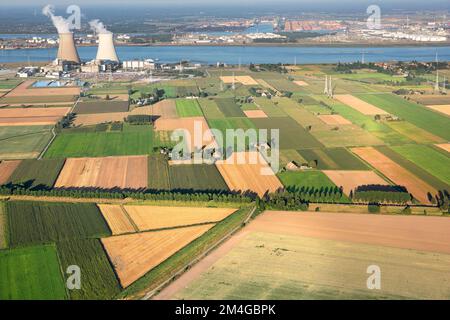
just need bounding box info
[57,33,80,64]
[96,33,119,62]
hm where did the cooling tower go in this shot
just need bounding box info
[57,33,81,64]
[96,33,119,62]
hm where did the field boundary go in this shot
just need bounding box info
[142,206,256,300]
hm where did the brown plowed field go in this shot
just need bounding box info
[243,110,268,118]
[0,160,21,184]
[435,143,450,153]
[322,170,388,195]
[215,151,283,197]
[351,147,436,203]
[55,155,148,190]
[409,95,450,105]
[5,80,80,97]
[318,114,352,125]
[73,112,128,126]
[130,100,178,119]
[98,204,136,235]
[123,205,237,231]
[335,94,389,115]
[220,76,258,85]
[0,107,71,126]
[427,105,450,116]
[0,117,62,126]
[102,224,214,287]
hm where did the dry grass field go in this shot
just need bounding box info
[322,170,388,195]
[351,147,437,203]
[0,107,71,126]
[0,160,21,184]
[102,224,214,287]
[73,112,128,126]
[4,80,80,97]
[408,95,450,105]
[55,155,148,190]
[435,143,450,153]
[98,204,136,235]
[335,94,390,115]
[426,105,450,116]
[123,205,237,231]
[220,76,259,85]
[243,110,268,118]
[164,211,450,300]
[131,100,178,119]
[318,114,352,125]
[215,151,283,197]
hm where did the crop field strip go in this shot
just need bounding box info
[322,170,389,196]
[102,224,214,288]
[123,205,237,231]
[73,101,129,114]
[298,147,369,170]
[98,204,137,235]
[175,99,204,117]
[6,201,111,247]
[148,155,171,190]
[278,170,339,190]
[0,201,7,249]
[0,244,67,300]
[6,159,65,190]
[168,164,229,192]
[0,160,21,185]
[214,98,246,117]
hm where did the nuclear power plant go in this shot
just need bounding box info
[96,33,119,63]
[57,33,81,64]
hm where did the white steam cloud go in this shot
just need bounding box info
[42,5,71,34]
[89,19,111,34]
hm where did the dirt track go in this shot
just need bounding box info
[154,210,450,299]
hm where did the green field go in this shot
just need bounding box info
[214,98,246,117]
[254,97,288,117]
[7,201,111,247]
[298,147,369,170]
[44,125,155,158]
[57,239,121,300]
[169,164,229,192]
[279,149,307,168]
[390,145,450,185]
[0,201,7,249]
[198,98,225,119]
[251,117,323,149]
[175,99,203,117]
[278,170,338,189]
[0,245,67,300]
[174,232,450,299]
[7,159,65,190]
[356,94,450,140]
[148,155,171,190]
[0,125,53,160]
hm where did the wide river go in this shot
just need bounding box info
[0,45,449,64]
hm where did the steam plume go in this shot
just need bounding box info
[42,5,71,34]
[89,19,111,34]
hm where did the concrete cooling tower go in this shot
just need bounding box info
[57,33,81,64]
[96,33,119,62]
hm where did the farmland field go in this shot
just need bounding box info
[391,145,450,185]
[98,204,136,235]
[0,245,67,300]
[214,98,246,117]
[0,125,53,160]
[73,101,129,114]
[44,125,154,158]
[7,159,65,190]
[57,239,121,300]
[298,147,369,170]
[356,93,450,140]
[278,170,338,189]
[254,97,287,117]
[169,164,229,192]
[198,98,225,119]
[0,201,7,249]
[0,160,21,185]
[169,211,450,300]
[175,99,203,117]
[148,154,171,190]
[123,205,237,231]
[322,170,388,195]
[7,201,111,247]
[102,224,214,287]
[385,121,444,144]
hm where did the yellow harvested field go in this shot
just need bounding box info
[294,80,309,86]
[98,204,136,235]
[102,224,214,287]
[130,99,178,119]
[322,170,388,195]
[0,160,21,185]
[220,76,259,85]
[435,143,450,153]
[351,147,437,204]
[215,151,283,197]
[318,114,352,125]
[427,105,450,116]
[0,107,71,126]
[123,205,237,231]
[335,94,390,115]
[5,80,80,97]
[73,112,128,126]
[243,110,268,118]
[55,155,148,190]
